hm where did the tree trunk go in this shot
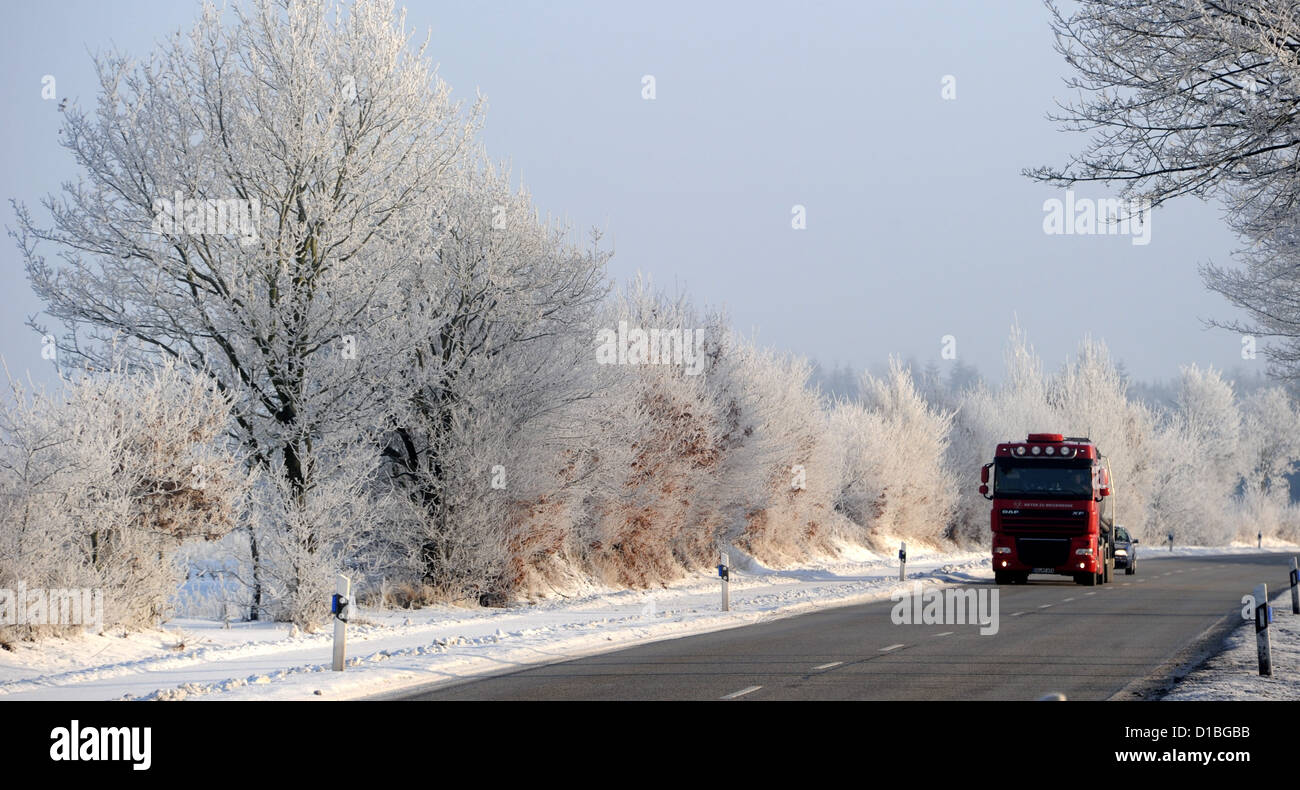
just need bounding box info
[247,525,262,621]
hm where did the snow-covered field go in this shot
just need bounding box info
[0,542,993,701]
[1,542,1290,701]
[1165,590,1300,701]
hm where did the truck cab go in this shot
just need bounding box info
[981,433,1115,586]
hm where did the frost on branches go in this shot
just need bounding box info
[1029,0,1300,382]
[0,360,250,635]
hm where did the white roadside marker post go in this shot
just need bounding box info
[331,574,351,672]
[1290,557,1299,615]
[899,541,907,582]
[1253,582,1272,677]
[719,551,730,612]
[1258,531,1263,549]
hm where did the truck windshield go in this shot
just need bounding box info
[994,459,1093,499]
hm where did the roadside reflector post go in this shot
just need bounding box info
[331,574,351,671]
[1258,531,1263,549]
[1253,583,1272,677]
[1167,532,1174,552]
[718,552,730,612]
[899,541,907,582]
[1290,557,1299,615]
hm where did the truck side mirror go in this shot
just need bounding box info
[1099,487,1111,497]
[978,484,989,496]
[980,466,990,484]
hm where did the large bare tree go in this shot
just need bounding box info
[1026,0,1300,381]
[11,0,481,619]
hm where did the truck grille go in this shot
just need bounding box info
[998,508,1087,536]
[1016,537,1070,568]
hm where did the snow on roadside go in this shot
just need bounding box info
[0,542,989,701]
[1164,592,1300,701]
[1125,542,1300,559]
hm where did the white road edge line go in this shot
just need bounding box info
[879,644,905,652]
[720,686,762,700]
[813,662,842,671]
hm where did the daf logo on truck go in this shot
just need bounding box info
[980,433,1119,586]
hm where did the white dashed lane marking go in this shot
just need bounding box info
[721,686,762,700]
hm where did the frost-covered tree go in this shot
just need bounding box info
[713,338,848,564]
[832,359,958,546]
[575,283,856,582]
[575,279,730,587]
[1176,365,1244,489]
[1233,385,1300,541]
[379,156,608,603]
[1240,385,1300,494]
[1144,423,1208,546]
[0,360,250,634]
[1028,0,1300,213]
[1201,216,1300,383]
[1153,365,1245,544]
[11,0,482,620]
[1028,0,1300,380]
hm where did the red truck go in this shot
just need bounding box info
[980,433,1115,586]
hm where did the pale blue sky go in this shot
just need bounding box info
[0,0,1254,387]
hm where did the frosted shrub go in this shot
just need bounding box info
[832,359,957,547]
[0,360,249,634]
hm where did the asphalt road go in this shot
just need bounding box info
[397,552,1297,701]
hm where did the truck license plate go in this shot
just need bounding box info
[1032,568,1054,574]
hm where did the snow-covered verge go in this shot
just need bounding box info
[1164,590,1300,701]
[0,543,991,701]
[1134,540,1300,558]
[1135,542,1300,556]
